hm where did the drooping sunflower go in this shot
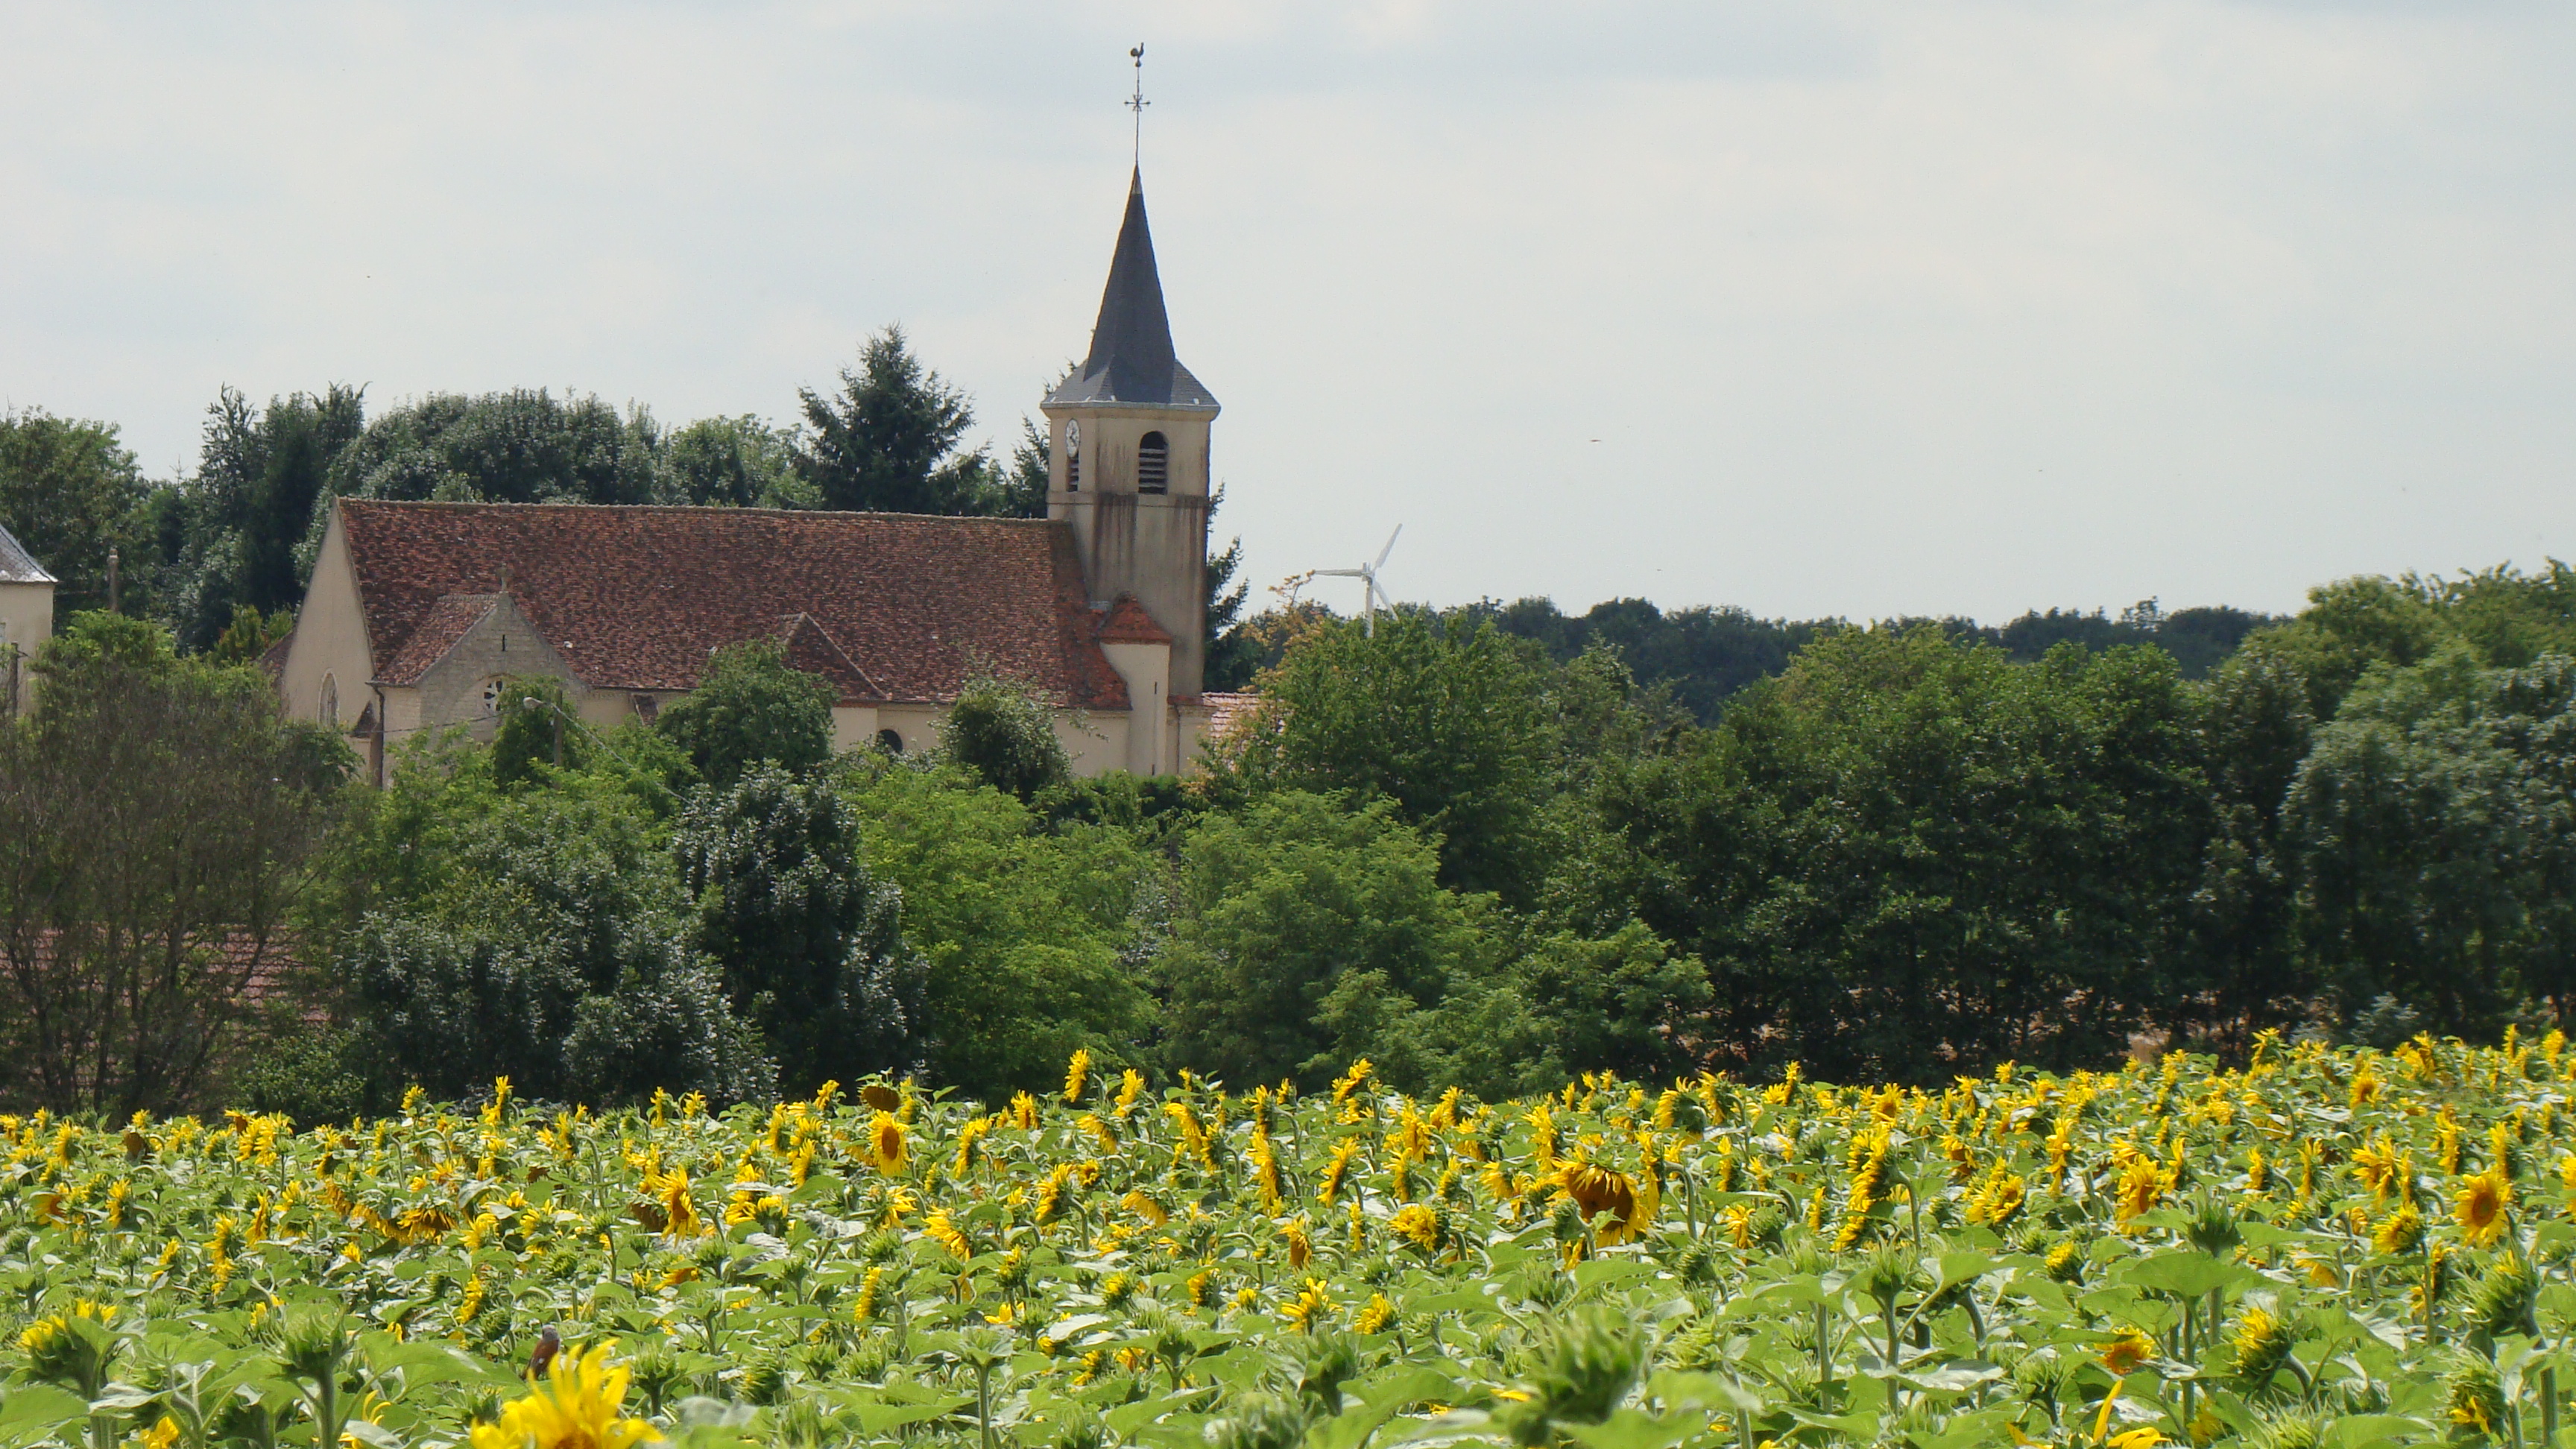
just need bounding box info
[1281,1278,1333,1333]
[2351,1136,2402,1202]
[2114,1155,2165,1227]
[1966,1167,2025,1227]
[1388,1203,1442,1252]
[2454,1167,2512,1249]
[1353,1292,1396,1335]
[1551,1158,1643,1244]
[2373,1204,2425,1255]
[2227,1306,2294,1392]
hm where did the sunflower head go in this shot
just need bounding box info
[867,1112,908,1175]
[2226,1305,2296,1395]
[2372,1205,2425,1256]
[2469,1253,2539,1341]
[2099,1329,2156,1377]
[469,1342,659,1449]
[2453,1167,2513,1249]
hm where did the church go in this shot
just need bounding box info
[275,168,1237,786]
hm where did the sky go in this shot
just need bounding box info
[3,1,2572,624]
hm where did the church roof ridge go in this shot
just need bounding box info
[1045,168,1218,412]
[339,497,1064,528]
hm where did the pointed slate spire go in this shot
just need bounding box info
[1047,170,1217,411]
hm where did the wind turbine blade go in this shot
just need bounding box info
[1369,581,1395,614]
[1374,525,1403,573]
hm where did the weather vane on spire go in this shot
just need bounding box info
[1128,44,1148,167]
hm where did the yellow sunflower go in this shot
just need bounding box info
[2099,1329,2156,1377]
[866,1111,908,1175]
[2113,1155,2164,1227]
[469,1342,657,1449]
[2454,1166,2512,1249]
[2372,1204,2424,1255]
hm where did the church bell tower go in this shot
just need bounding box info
[1042,168,1218,697]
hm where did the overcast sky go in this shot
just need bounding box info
[4,1,2571,623]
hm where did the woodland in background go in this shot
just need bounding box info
[3,337,2574,1118]
[1,561,2572,1121]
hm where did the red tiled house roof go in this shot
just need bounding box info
[1095,594,1175,645]
[339,500,1134,708]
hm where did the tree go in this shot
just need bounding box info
[1154,792,1494,1092]
[325,389,663,509]
[209,603,296,665]
[654,639,836,789]
[1202,484,1260,691]
[331,737,773,1106]
[662,415,811,509]
[1000,417,1052,520]
[492,676,596,786]
[1589,627,2211,1082]
[941,673,1069,801]
[2165,634,2326,1048]
[0,409,154,624]
[838,757,1147,1099]
[794,326,1019,516]
[157,386,367,650]
[1225,613,1555,902]
[675,763,924,1093]
[0,613,350,1114]
[2283,645,2576,1035]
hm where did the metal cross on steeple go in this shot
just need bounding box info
[1128,44,1149,165]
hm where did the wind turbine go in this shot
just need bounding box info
[1314,526,1402,636]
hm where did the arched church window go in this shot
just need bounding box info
[877,728,905,754]
[1065,420,1081,490]
[1137,431,1169,494]
[320,674,338,729]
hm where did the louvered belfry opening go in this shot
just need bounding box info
[1137,431,1169,493]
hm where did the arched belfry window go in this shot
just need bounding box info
[320,674,338,730]
[1064,420,1081,491]
[1137,431,1169,494]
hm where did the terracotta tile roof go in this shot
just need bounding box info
[774,613,887,702]
[13,929,323,1025]
[256,633,294,684]
[378,593,501,686]
[339,500,1133,709]
[1095,594,1175,645]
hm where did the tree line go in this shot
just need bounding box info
[0,328,1069,657]
[3,558,2572,1119]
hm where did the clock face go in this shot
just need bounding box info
[1066,420,1080,455]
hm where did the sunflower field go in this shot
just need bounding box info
[6,1035,2576,1449]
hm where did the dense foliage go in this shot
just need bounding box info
[6,1041,2576,1449]
[0,616,348,1115]
[4,557,2575,1119]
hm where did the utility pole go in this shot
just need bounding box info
[107,548,121,614]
